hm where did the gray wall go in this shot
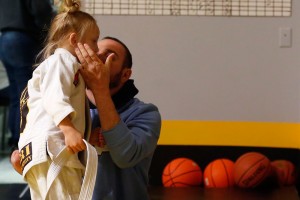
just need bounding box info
[93,1,300,122]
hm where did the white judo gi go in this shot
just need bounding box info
[18,48,97,200]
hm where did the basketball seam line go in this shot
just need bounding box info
[237,157,267,186]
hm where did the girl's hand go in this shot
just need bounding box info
[64,128,86,154]
[59,116,86,154]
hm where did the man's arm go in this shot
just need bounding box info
[76,43,119,131]
[103,104,161,168]
[76,43,161,168]
[91,88,120,131]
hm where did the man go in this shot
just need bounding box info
[0,0,54,148]
[12,37,162,200]
[0,60,9,103]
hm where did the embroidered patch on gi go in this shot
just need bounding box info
[73,71,79,86]
[20,142,32,171]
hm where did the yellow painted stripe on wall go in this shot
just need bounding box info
[158,120,300,148]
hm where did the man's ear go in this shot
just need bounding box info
[69,33,77,47]
[121,68,132,83]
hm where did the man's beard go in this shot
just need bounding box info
[109,71,122,89]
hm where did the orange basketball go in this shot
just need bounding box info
[203,158,235,188]
[162,157,202,187]
[234,152,270,188]
[271,160,296,186]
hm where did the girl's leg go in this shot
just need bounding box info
[48,166,83,199]
[25,161,49,200]
[25,158,83,200]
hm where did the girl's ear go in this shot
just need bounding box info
[70,33,77,47]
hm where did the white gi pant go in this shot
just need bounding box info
[25,157,84,200]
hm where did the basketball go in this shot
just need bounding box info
[203,158,235,188]
[234,152,270,188]
[162,157,202,187]
[271,160,296,186]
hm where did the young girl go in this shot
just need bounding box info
[18,0,99,199]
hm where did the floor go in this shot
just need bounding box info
[148,186,300,200]
[0,154,25,184]
[0,115,23,184]
[0,151,30,199]
[0,110,30,199]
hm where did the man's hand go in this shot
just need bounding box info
[76,42,120,132]
[75,43,114,96]
[89,127,106,148]
[89,127,100,146]
[10,150,22,175]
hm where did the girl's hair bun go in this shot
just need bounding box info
[60,0,81,13]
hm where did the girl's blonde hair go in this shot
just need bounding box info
[37,0,97,64]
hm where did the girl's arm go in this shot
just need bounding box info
[58,116,86,154]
